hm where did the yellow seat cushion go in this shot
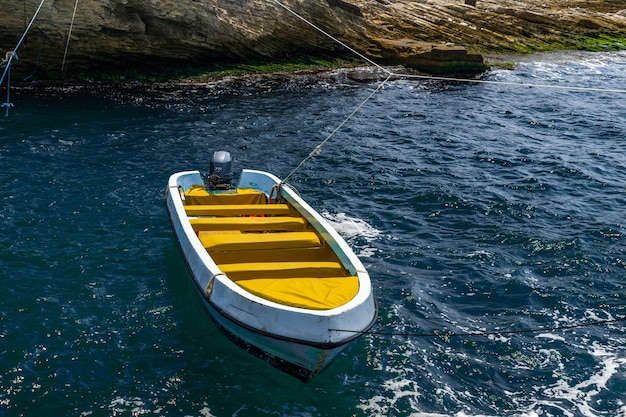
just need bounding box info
[200,231,321,251]
[234,276,359,310]
[220,261,346,279]
[185,204,292,217]
[185,186,267,205]
[190,216,307,231]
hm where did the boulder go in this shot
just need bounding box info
[372,39,488,74]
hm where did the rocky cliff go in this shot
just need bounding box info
[1,0,625,77]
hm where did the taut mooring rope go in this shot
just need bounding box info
[271,0,392,76]
[2,64,14,117]
[281,73,392,184]
[272,0,394,184]
[1,0,47,116]
[331,315,626,339]
[269,0,626,342]
[0,0,46,85]
[271,0,625,184]
[62,0,80,71]
[270,0,626,94]
[391,71,626,94]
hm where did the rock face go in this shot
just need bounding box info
[1,0,625,76]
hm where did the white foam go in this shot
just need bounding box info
[321,211,381,257]
[357,377,422,417]
[104,396,219,416]
[534,333,566,342]
[536,343,626,416]
[360,303,626,417]
[517,315,625,416]
[321,211,381,240]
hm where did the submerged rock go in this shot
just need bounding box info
[1,0,624,78]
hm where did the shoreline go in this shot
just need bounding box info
[9,48,625,91]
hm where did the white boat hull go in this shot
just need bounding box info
[199,292,346,380]
[165,169,377,381]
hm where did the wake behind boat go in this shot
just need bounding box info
[165,151,377,381]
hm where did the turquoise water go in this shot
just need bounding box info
[1,51,625,416]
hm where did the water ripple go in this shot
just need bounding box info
[1,51,625,416]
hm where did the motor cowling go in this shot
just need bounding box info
[208,151,233,190]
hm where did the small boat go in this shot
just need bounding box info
[165,151,377,381]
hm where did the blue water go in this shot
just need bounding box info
[1,51,625,417]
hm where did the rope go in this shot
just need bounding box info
[23,38,45,81]
[282,73,392,184]
[332,315,626,339]
[24,0,56,81]
[6,0,46,70]
[389,70,626,94]
[272,0,394,184]
[271,0,392,76]
[0,0,47,116]
[270,0,626,95]
[272,0,625,184]
[2,64,14,117]
[268,1,626,342]
[62,0,80,71]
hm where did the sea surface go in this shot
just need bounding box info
[1,51,625,417]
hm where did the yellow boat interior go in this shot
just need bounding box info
[184,185,359,310]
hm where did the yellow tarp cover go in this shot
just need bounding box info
[185,186,267,206]
[234,276,359,310]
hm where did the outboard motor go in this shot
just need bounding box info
[208,151,233,190]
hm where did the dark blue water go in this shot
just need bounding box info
[1,51,625,417]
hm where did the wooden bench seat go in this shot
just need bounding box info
[189,216,307,231]
[199,231,321,251]
[185,204,292,217]
[218,261,347,280]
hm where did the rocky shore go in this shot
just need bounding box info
[1,0,625,79]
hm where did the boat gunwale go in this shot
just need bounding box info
[203,282,378,349]
[162,215,376,350]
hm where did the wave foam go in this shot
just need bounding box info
[358,307,625,416]
[321,211,381,257]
